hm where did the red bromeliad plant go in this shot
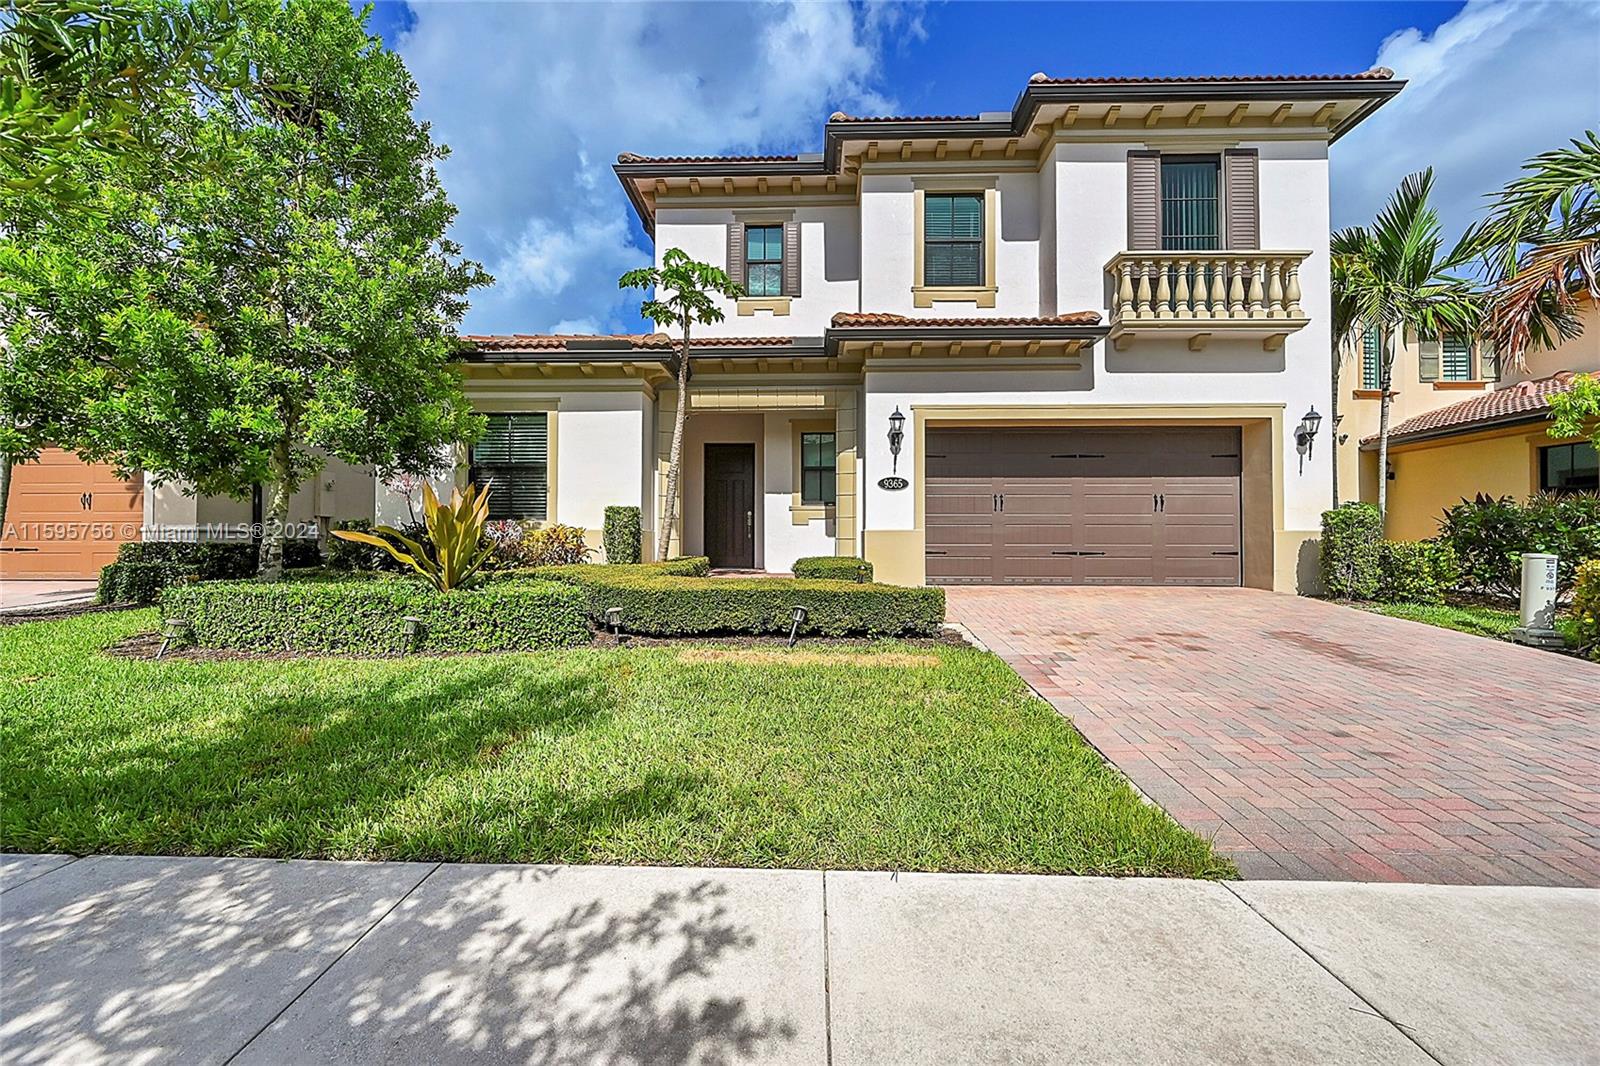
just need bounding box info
[334,481,494,591]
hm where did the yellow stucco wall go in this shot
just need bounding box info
[1382,423,1577,541]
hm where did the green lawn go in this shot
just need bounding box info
[1363,600,1582,645]
[0,610,1231,878]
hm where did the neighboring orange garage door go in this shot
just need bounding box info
[0,449,143,579]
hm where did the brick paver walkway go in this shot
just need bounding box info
[947,587,1600,887]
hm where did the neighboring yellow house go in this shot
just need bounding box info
[1353,295,1599,541]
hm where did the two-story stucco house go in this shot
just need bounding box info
[434,70,1404,591]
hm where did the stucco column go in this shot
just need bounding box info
[834,393,857,557]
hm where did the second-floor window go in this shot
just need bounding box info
[801,432,837,506]
[924,193,984,286]
[1361,327,1382,390]
[470,413,548,521]
[1160,156,1220,251]
[1441,336,1472,381]
[745,224,783,297]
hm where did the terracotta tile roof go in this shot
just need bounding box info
[831,311,1102,328]
[1027,69,1395,85]
[688,335,797,347]
[616,152,799,164]
[828,113,981,123]
[462,333,673,352]
[1368,373,1576,445]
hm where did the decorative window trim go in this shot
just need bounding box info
[913,186,998,304]
[737,296,791,316]
[790,419,837,524]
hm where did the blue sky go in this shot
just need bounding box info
[358,1,1599,335]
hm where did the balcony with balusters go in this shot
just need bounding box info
[1103,251,1311,352]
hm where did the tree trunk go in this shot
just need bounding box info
[658,325,692,561]
[1375,336,1393,525]
[1330,342,1342,509]
[0,451,13,534]
[257,437,296,581]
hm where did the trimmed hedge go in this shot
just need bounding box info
[98,561,198,605]
[533,563,944,637]
[1320,503,1382,600]
[603,506,642,564]
[1572,559,1600,660]
[1376,541,1460,605]
[118,539,256,579]
[161,577,590,654]
[792,555,873,582]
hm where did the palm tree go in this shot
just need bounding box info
[1466,132,1598,367]
[1332,169,1480,520]
[620,248,742,560]
[1328,229,1367,508]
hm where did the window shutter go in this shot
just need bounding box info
[1480,343,1500,382]
[726,223,745,289]
[472,413,548,520]
[1418,338,1441,382]
[782,220,801,297]
[1222,149,1260,250]
[1127,151,1161,250]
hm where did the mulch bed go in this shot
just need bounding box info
[0,601,134,627]
[103,625,971,663]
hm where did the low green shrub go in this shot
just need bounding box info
[1572,559,1600,660]
[1375,540,1460,605]
[282,536,322,570]
[792,555,873,582]
[1320,503,1382,599]
[327,520,387,571]
[1439,492,1600,595]
[162,577,590,654]
[534,564,944,637]
[513,557,711,581]
[98,561,199,605]
[603,506,642,564]
[118,539,256,579]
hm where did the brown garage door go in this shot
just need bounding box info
[0,449,144,579]
[926,427,1240,586]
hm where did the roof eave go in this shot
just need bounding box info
[1361,409,1553,450]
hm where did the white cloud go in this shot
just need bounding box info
[1332,0,1600,244]
[394,1,909,333]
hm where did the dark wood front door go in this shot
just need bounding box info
[925,427,1242,586]
[703,443,756,569]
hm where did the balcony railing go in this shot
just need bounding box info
[1105,250,1311,351]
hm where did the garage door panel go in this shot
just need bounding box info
[0,449,143,579]
[924,427,1241,587]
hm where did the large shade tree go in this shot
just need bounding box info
[620,249,741,561]
[1332,169,1480,520]
[2,0,488,577]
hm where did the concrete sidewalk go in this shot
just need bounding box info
[1,856,1595,1065]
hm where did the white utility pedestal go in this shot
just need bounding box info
[1510,552,1565,647]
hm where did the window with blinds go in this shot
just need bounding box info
[1442,336,1473,381]
[924,193,983,286]
[801,432,837,505]
[1362,327,1382,390]
[1160,157,1221,251]
[470,413,548,520]
[745,224,783,297]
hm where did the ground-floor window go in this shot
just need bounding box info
[470,412,549,520]
[1540,441,1599,493]
[800,431,837,505]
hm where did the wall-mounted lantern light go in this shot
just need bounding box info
[888,407,906,474]
[1295,407,1323,474]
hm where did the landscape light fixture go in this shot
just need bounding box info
[887,407,906,473]
[604,606,624,638]
[788,605,809,647]
[1295,407,1323,473]
[402,615,426,653]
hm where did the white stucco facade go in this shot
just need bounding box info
[456,73,1401,589]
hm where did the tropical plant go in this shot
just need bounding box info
[1549,372,1600,448]
[619,248,742,560]
[1464,133,1598,368]
[1437,492,1600,596]
[1331,169,1481,519]
[1328,228,1368,507]
[333,481,494,592]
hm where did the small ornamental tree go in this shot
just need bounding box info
[1549,372,1600,449]
[620,248,741,561]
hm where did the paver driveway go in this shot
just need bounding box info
[947,587,1600,887]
